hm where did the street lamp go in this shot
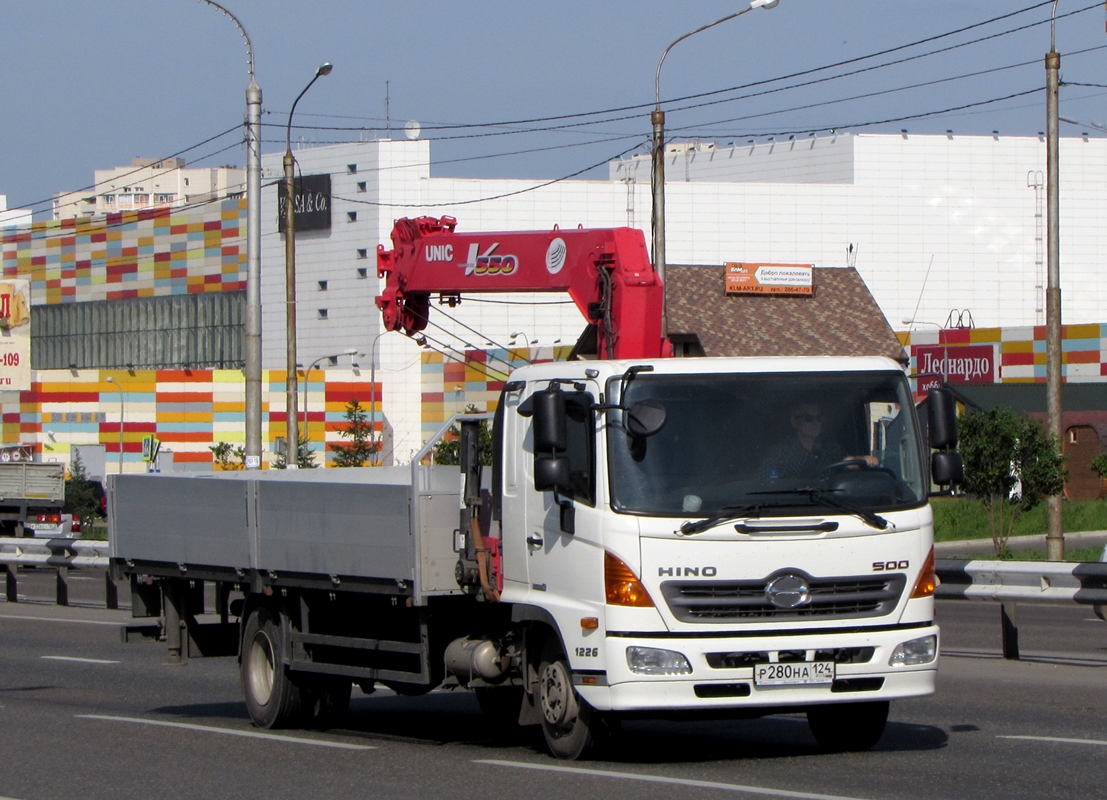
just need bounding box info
[301,348,357,449]
[651,0,779,339]
[284,61,333,469]
[510,331,536,346]
[105,376,124,474]
[197,0,263,471]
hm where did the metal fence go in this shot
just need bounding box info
[935,557,1107,659]
[0,537,115,607]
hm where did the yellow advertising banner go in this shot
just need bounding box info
[0,279,31,391]
[725,262,813,295]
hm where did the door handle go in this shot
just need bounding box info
[526,534,543,547]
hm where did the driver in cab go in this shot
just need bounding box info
[760,401,878,480]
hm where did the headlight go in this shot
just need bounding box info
[626,646,692,675]
[889,635,937,667]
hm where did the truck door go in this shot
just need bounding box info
[521,388,604,616]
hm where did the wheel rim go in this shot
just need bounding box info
[247,631,276,706]
[539,660,577,729]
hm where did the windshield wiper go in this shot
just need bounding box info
[749,488,890,530]
[678,504,766,536]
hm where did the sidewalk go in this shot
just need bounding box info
[935,529,1107,558]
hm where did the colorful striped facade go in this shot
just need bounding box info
[0,199,247,303]
[901,324,1107,386]
[6,369,379,470]
[419,346,572,440]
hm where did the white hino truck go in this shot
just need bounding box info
[109,218,960,759]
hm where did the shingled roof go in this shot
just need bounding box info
[665,264,907,363]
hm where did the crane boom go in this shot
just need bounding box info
[376,216,670,359]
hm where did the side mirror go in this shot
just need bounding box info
[532,389,566,452]
[927,387,958,449]
[535,456,571,493]
[931,451,964,487]
[625,399,667,438]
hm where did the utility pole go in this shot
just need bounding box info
[1045,2,1064,561]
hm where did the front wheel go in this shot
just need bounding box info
[537,639,614,760]
[241,605,304,729]
[807,700,889,752]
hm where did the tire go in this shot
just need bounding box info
[241,605,304,729]
[807,700,889,752]
[302,677,352,729]
[475,685,524,728]
[537,638,614,760]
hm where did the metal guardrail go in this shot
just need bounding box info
[936,556,1107,660]
[0,536,116,608]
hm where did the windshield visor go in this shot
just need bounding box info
[607,371,927,517]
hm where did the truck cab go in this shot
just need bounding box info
[497,356,939,757]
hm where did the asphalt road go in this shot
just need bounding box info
[0,576,1105,800]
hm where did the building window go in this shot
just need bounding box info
[357,181,367,193]
[318,309,329,319]
[357,267,368,279]
[103,195,115,205]
[357,248,368,259]
[318,280,328,291]
[154,193,175,204]
[347,164,358,174]
[134,194,150,205]
[347,211,357,222]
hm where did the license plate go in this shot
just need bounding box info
[754,661,835,686]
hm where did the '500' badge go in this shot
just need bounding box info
[460,243,518,276]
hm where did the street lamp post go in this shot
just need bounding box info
[105,376,124,474]
[1045,0,1063,560]
[509,331,535,347]
[651,0,779,339]
[284,62,333,469]
[368,332,388,466]
[301,348,357,451]
[197,0,263,471]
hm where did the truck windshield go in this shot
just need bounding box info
[607,371,927,518]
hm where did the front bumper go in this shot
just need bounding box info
[576,624,939,713]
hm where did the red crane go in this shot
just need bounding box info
[376,216,670,359]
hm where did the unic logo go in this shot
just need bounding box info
[458,243,518,276]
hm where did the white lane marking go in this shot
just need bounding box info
[474,760,872,800]
[999,734,1107,747]
[77,715,376,750]
[0,613,122,627]
[42,655,120,665]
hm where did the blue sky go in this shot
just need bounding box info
[3,1,1105,217]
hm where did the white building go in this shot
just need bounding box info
[260,132,1107,461]
[52,157,245,220]
[0,195,32,226]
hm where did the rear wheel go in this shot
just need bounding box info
[807,700,889,752]
[537,638,614,760]
[241,606,303,729]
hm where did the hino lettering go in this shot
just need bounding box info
[658,566,718,577]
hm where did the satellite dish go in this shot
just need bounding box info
[404,120,421,140]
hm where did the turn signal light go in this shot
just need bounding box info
[605,552,655,607]
[911,546,937,598]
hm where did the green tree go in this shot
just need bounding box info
[432,405,493,466]
[64,450,103,532]
[959,406,1066,557]
[330,399,377,467]
[273,435,317,469]
[209,441,246,470]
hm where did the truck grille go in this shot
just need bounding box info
[661,573,906,623]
